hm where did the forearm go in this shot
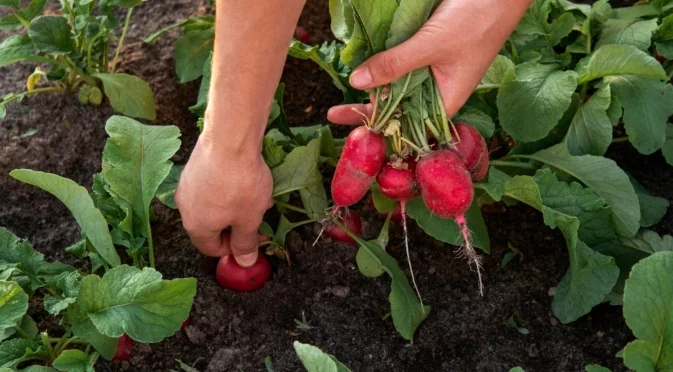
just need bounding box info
[205,0,306,152]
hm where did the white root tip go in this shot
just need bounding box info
[401,202,425,312]
[455,214,484,296]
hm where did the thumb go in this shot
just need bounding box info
[349,31,436,90]
[230,223,262,267]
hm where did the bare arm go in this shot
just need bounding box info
[176,0,306,267]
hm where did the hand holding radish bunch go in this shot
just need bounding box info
[326,0,532,294]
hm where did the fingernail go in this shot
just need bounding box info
[350,67,372,88]
[235,252,258,268]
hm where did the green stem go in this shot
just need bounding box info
[48,337,89,345]
[1,87,67,106]
[41,333,57,361]
[13,11,30,28]
[103,40,110,73]
[275,201,307,214]
[147,225,155,268]
[586,29,592,55]
[509,38,519,64]
[370,87,381,125]
[434,81,451,143]
[490,159,537,170]
[87,32,106,73]
[111,7,134,72]
[400,137,423,154]
[89,352,100,367]
[612,136,629,143]
[412,119,429,152]
[374,72,413,131]
[63,56,97,86]
[14,325,29,339]
[424,118,441,140]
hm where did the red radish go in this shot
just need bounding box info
[216,253,271,292]
[450,122,489,182]
[376,159,419,201]
[331,126,386,209]
[180,317,191,331]
[416,150,483,294]
[325,211,362,244]
[656,51,666,64]
[294,26,310,43]
[113,334,133,361]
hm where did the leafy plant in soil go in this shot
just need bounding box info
[0,0,156,120]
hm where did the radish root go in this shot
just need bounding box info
[455,214,484,296]
[401,201,425,312]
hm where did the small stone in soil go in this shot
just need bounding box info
[329,286,350,298]
[185,325,206,345]
[207,348,241,372]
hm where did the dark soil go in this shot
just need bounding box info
[0,1,670,371]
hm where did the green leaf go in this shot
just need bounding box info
[288,41,363,103]
[596,19,658,51]
[519,144,640,237]
[564,84,613,156]
[655,14,673,59]
[516,0,551,36]
[9,170,121,267]
[453,109,495,138]
[78,265,197,343]
[478,167,511,202]
[262,137,287,168]
[0,281,28,342]
[21,366,56,372]
[0,338,44,368]
[550,12,576,45]
[28,16,74,55]
[407,198,490,253]
[155,164,184,210]
[299,183,328,221]
[329,0,355,42]
[623,251,673,371]
[16,315,37,340]
[0,0,20,8]
[629,176,669,228]
[663,124,673,166]
[293,342,351,372]
[92,73,156,120]
[272,138,322,196]
[340,0,398,68]
[43,271,80,316]
[478,55,514,92]
[0,35,52,67]
[578,45,667,84]
[502,172,619,323]
[497,62,578,142]
[353,226,430,341]
[605,75,673,155]
[67,305,117,361]
[585,365,611,372]
[102,116,181,246]
[189,53,211,117]
[509,368,525,372]
[385,0,434,49]
[52,350,93,372]
[174,30,214,83]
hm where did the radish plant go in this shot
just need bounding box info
[0,228,196,369]
[0,0,156,120]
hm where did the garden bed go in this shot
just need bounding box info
[1,0,670,371]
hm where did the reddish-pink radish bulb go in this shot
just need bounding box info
[331,126,386,208]
[113,334,133,361]
[451,122,489,182]
[180,317,191,332]
[216,254,271,292]
[325,211,363,244]
[294,26,310,43]
[416,150,474,219]
[376,159,420,201]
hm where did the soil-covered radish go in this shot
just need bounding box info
[451,122,489,182]
[376,159,419,201]
[325,211,362,244]
[294,26,310,43]
[216,254,271,292]
[113,334,133,361]
[416,150,483,293]
[331,126,386,209]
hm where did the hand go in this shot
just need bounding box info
[328,0,531,125]
[175,131,273,267]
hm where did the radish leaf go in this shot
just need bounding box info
[565,85,613,156]
[175,29,214,83]
[0,338,44,368]
[0,35,52,67]
[68,304,117,361]
[497,62,578,142]
[578,45,667,84]
[293,342,351,372]
[93,74,156,120]
[9,170,121,268]
[0,281,28,342]
[272,137,322,196]
[605,75,673,155]
[156,164,184,210]
[52,349,90,372]
[596,19,658,51]
[339,0,398,69]
[78,265,197,343]
[28,16,74,55]
[623,251,673,371]
[585,365,611,372]
[663,124,673,166]
[385,0,435,49]
[520,144,640,237]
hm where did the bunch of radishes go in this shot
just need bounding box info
[329,76,489,294]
